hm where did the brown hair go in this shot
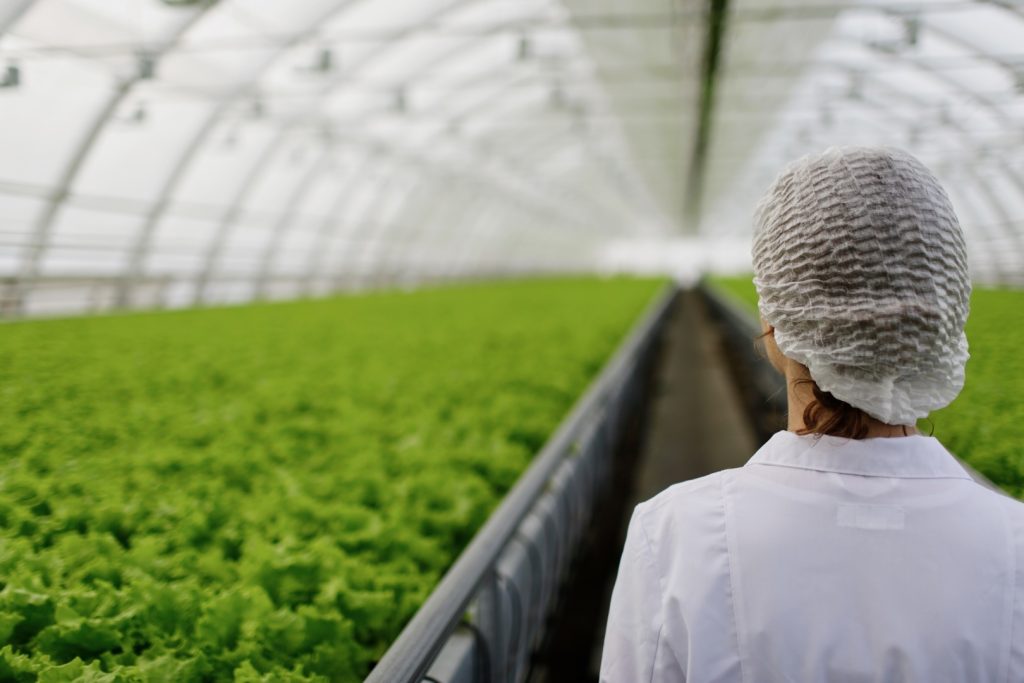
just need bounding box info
[792,378,873,440]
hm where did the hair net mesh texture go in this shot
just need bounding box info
[752,146,971,425]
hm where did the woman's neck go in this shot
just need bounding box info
[784,360,919,438]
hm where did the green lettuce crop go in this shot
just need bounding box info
[0,277,663,681]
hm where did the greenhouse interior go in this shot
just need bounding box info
[1,0,1023,681]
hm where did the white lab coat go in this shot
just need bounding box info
[600,430,1024,682]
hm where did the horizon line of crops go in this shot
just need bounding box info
[706,275,1024,497]
[0,277,664,682]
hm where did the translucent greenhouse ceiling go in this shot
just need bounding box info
[0,0,1022,318]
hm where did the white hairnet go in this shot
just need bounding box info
[752,146,971,425]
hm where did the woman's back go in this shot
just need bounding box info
[601,431,1024,682]
[601,146,1022,682]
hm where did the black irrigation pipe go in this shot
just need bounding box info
[364,282,679,683]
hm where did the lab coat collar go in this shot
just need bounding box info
[747,430,973,480]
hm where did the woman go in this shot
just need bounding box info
[600,147,1024,682]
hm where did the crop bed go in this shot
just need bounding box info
[708,275,1024,498]
[0,278,662,682]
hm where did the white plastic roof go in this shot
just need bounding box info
[702,0,1024,285]
[0,0,1021,317]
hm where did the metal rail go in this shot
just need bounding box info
[699,284,786,419]
[365,282,678,683]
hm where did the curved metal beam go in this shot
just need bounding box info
[301,153,410,294]
[360,186,460,284]
[448,196,593,280]
[452,99,636,230]
[946,176,1011,286]
[250,145,338,299]
[173,23,641,303]
[329,176,466,291]
[14,0,634,314]
[10,2,216,313]
[371,190,487,282]
[360,105,630,286]
[444,203,520,279]
[270,78,613,295]
[457,207,552,278]
[114,0,479,308]
[191,36,506,302]
[191,35,555,304]
[192,128,293,304]
[255,21,655,245]
[263,53,608,248]
[379,181,493,284]
[0,0,36,38]
[334,168,487,289]
[260,123,587,296]
[349,108,608,283]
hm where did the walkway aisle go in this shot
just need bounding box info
[633,288,758,501]
[586,287,759,677]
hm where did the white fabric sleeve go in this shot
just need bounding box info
[599,506,683,683]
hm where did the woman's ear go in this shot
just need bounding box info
[758,319,786,375]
